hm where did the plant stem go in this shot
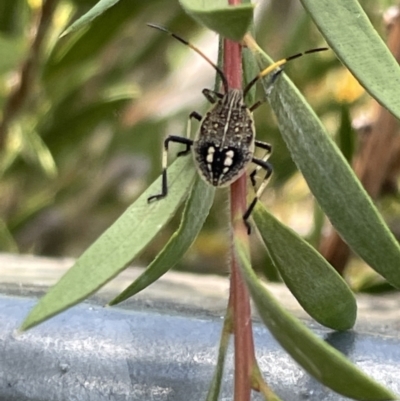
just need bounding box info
[229,242,253,401]
[223,4,255,399]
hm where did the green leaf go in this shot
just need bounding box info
[48,0,150,78]
[270,75,400,289]
[23,129,58,179]
[301,0,400,122]
[253,202,356,331]
[0,34,26,74]
[206,308,232,401]
[0,218,18,253]
[0,0,27,35]
[41,99,129,156]
[248,41,400,289]
[60,0,120,37]
[179,0,254,41]
[20,156,196,331]
[109,176,215,305]
[235,239,397,400]
[337,104,356,163]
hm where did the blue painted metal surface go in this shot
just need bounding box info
[0,294,399,401]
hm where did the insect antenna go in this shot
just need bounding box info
[147,23,229,94]
[243,47,328,98]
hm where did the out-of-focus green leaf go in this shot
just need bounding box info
[0,35,26,74]
[0,219,19,253]
[235,239,397,400]
[8,189,56,231]
[20,155,196,330]
[23,129,58,178]
[246,38,400,289]
[46,0,154,78]
[253,201,356,330]
[301,0,400,121]
[0,139,19,177]
[60,0,120,37]
[179,0,254,41]
[41,99,129,155]
[109,176,215,305]
[352,271,395,294]
[0,0,27,35]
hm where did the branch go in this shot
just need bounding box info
[223,2,255,400]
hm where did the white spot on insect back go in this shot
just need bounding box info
[206,146,215,164]
[224,150,234,167]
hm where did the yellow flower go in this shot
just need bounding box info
[334,69,365,103]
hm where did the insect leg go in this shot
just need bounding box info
[249,140,272,187]
[174,113,198,158]
[202,88,224,104]
[176,110,202,157]
[189,111,202,121]
[147,135,193,202]
[243,156,273,233]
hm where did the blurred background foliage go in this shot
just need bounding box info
[0,0,398,285]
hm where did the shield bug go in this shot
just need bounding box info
[147,23,327,232]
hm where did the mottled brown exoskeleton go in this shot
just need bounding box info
[147,23,327,232]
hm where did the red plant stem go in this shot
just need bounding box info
[224,23,255,401]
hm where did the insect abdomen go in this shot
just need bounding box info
[193,142,251,187]
[193,89,255,187]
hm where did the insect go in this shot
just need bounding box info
[147,23,328,232]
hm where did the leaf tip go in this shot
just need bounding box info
[19,315,36,332]
[59,28,70,39]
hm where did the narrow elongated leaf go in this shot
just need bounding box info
[0,218,18,253]
[244,37,400,289]
[235,239,397,400]
[206,308,232,401]
[269,73,400,289]
[179,0,254,41]
[109,176,215,305]
[21,156,196,330]
[60,0,120,37]
[24,130,57,178]
[301,0,400,121]
[253,202,356,331]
